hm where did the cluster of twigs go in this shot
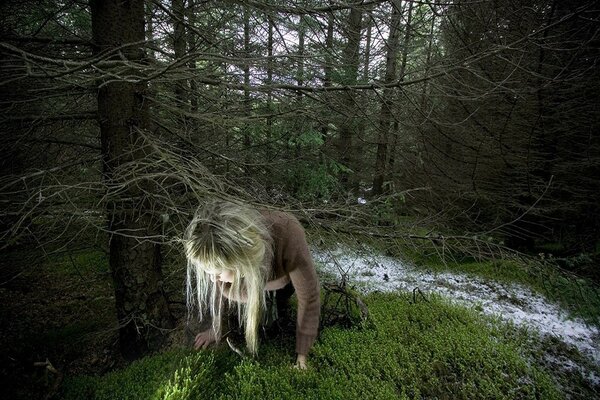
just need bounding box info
[321,279,370,328]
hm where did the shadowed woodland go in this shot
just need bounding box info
[1,0,600,399]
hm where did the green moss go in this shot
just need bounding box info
[46,249,109,276]
[37,321,101,348]
[536,242,566,254]
[59,293,561,400]
[61,350,237,400]
[397,244,600,326]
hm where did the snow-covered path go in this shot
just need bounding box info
[313,246,600,384]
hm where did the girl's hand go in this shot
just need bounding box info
[194,329,216,350]
[294,354,307,370]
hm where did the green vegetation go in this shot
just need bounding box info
[311,226,600,326]
[61,351,219,400]
[407,254,600,326]
[60,293,560,400]
[4,244,597,400]
[41,248,110,277]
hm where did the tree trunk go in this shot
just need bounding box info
[373,1,414,194]
[172,0,187,108]
[373,0,404,195]
[243,6,252,169]
[296,16,305,159]
[355,4,373,190]
[320,5,335,158]
[145,2,156,62]
[420,0,437,108]
[91,0,174,361]
[265,15,274,187]
[188,0,199,113]
[337,4,363,190]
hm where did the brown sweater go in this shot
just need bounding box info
[260,210,321,355]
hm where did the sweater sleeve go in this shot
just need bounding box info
[282,217,320,356]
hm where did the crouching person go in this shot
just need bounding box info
[183,200,320,369]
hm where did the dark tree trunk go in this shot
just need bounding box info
[266,15,274,165]
[338,4,363,190]
[320,5,335,157]
[145,2,156,62]
[243,6,252,170]
[295,16,305,160]
[355,4,373,190]
[373,0,403,195]
[172,0,187,107]
[188,0,199,113]
[91,0,174,361]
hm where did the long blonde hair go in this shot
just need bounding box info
[184,200,272,354]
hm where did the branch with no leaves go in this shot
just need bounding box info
[33,358,63,400]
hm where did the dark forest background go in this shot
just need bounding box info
[1,0,599,382]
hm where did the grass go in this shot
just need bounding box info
[59,293,561,400]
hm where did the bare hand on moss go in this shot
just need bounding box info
[194,329,216,350]
[294,354,307,370]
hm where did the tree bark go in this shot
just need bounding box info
[337,4,363,190]
[355,4,374,190]
[188,0,199,113]
[91,0,174,361]
[373,0,405,195]
[320,4,335,156]
[265,14,274,186]
[172,0,187,107]
[267,14,274,126]
[420,0,437,109]
[243,6,252,169]
[145,2,156,62]
[295,15,305,160]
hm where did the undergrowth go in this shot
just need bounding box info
[408,253,600,326]
[60,293,561,400]
[6,239,597,399]
[309,227,600,326]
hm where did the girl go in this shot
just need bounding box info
[184,200,320,369]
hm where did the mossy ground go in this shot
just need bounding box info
[0,247,121,399]
[60,293,561,400]
[2,240,598,399]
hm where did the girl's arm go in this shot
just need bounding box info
[284,218,321,359]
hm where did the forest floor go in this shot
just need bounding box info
[0,240,599,399]
[0,249,125,400]
[313,246,600,390]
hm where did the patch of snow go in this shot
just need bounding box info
[313,246,600,385]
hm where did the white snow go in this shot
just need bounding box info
[313,246,600,385]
